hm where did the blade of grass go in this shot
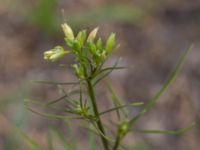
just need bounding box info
[129,45,193,126]
[31,80,79,85]
[133,122,196,135]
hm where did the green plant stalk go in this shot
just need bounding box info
[87,79,109,150]
[113,134,121,150]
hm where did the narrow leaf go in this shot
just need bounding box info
[99,102,143,116]
[134,122,195,135]
[27,107,81,120]
[46,89,81,106]
[31,80,79,85]
[130,45,193,126]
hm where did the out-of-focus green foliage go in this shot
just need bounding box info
[29,0,58,34]
[67,5,145,28]
[28,3,145,34]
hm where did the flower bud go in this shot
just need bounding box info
[61,23,74,40]
[118,120,129,138]
[87,27,99,42]
[106,33,116,54]
[43,46,70,62]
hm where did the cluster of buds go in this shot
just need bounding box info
[74,104,90,118]
[43,22,116,78]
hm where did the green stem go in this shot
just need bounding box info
[87,79,109,150]
[113,134,121,150]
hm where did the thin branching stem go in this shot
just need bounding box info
[87,79,110,150]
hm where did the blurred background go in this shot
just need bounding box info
[0,0,200,150]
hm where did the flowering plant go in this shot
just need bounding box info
[28,23,195,150]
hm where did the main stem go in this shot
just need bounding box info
[87,79,109,150]
[113,134,121,150]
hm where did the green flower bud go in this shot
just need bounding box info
[106,33,116,54]
[76,30,86,48]
[61,23,74,40]
[43,46,70,62]
[88,42,97,55]
[87,27,99,42]
[96,38,103,50]
[72,64,84,78]
[118,120,129,137]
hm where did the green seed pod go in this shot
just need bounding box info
[118,120,129,138]
[76,30,86,49]
[96,38,103,50]
[87,42,97,55]
[72,64,84,78]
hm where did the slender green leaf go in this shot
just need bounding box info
[26,107,81,120]
[134,122,196,135]
[130,45,193,126]
[90,122,115,142]
[99,102,144,116]
[46,89,81,106]
[99,66,128,74]
[31,80,79,85]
